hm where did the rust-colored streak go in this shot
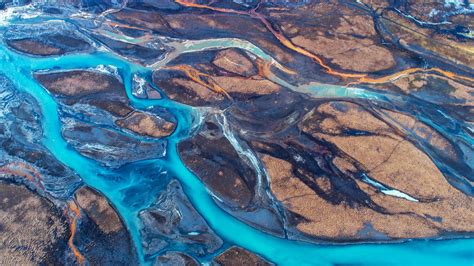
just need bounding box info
[174,0,474,86]
[256,59,269,78]
[248,10,366,79]
[166,64,233,99]
[0,164,83,264]
[175,0,247,15]
[353,67,474,85]
[256,58,279,80]
[105,21,151,32]
[0,162,45,190]
[99,21,155,45]
[66,201,85,265]
[256,53,296,77]
[174,0,366,79]
[68,200,82,218]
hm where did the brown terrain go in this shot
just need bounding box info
[213,246,273,266]
[156,3,474,238]
[35,70,176,139]
[75,186,124,234]
[379,10,474,73]
[152,2,473,241]
[178,120,256,209]
[7,39,62,56]
[0,183,69,265]
[154,48,282,107]
[212,49,258,77]
[6,34,91,56]
[154,251,199,265]
[35,70,124,98]
[116,111,176,138]
[271,2,396,73]
[257,100,474,240]
[72,186,137,264]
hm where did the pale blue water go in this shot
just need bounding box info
[0,21,473,266]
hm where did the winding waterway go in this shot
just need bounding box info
[1,10,473,266]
